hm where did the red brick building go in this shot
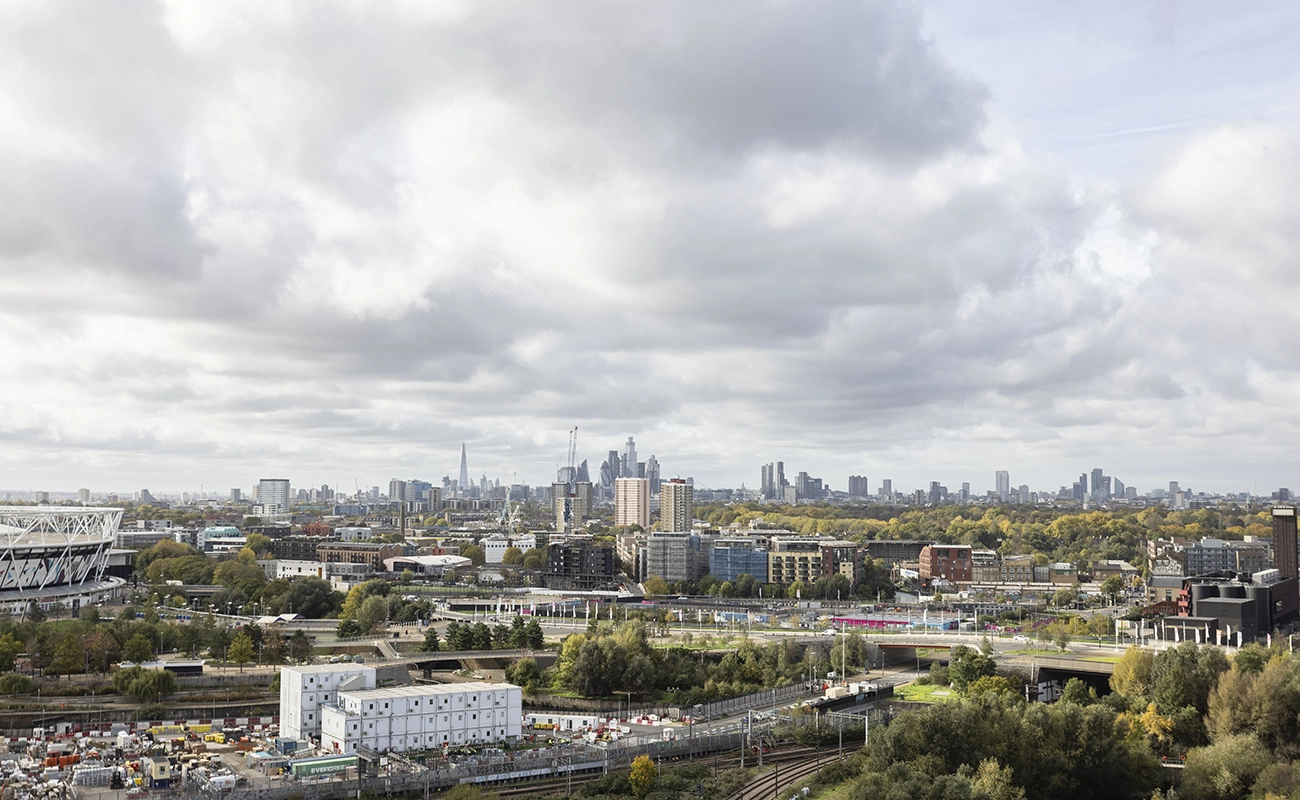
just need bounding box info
[919,544,972,584]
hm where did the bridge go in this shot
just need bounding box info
[343,644,536,667]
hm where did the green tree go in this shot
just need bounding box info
[1109,646,1154,705]
[123,633,155,663]
[971,758,1026,800]
[501,547,524,565]
[643,576,670,596]
[947,645,996,693]
[1060,677,1097,706]
[228,632,255,672]
[461,545,485,566]
[1100,576,1125,604]
[358,595,389,632]
[1180,734,1272,800]
[422,628,441,652]
[289,631,314,663]
[629,755,656,798]
[0,673,33,695]
[0,633,23,672]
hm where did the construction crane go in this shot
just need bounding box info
[563,426,578,532]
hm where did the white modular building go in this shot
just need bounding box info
[320,682,522,754]
[279,664,377,741]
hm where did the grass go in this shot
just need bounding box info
[808,777,857,800]
[1080,656,1123,663]
[1003,647,1062,656]
[894,683,957,703]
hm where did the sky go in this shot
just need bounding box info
[2,1,1300,498]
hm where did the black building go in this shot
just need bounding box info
[545,539,617,590]
[271,536,325,562]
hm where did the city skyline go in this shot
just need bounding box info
[4,4,1300,494]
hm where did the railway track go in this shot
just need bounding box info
[471,746,824,798]
[725,751,827,800]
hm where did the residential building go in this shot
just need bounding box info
[320,682,522,754]
[919,545,972,584]
[257,479,291,513]
[280,664,376,742]
[999,554,1034,584]
[617,533,648,582]
[1274,506,1297,580]
[545,539,617,590]
[660,479,694,532]
[767,539,823,586]
[710,538,770,583]
[995,471,1010,501]
[1184,538,1274,576]
[971,550,999,584]
[317,542,403,572]
[645,455,661,494]
[645,531,701,584]
[272,536,327,562]
[615,478,650,529]
[820,541,864,588]
[847,476,869,498]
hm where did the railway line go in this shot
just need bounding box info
[475,746,829,799]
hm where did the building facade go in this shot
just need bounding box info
[919,545,972,584]
[257,479,291,513]
[545,539,617,590]
[319,682,522,754]
[767,539,822,586]
[614,478,650,529]
[317,542,403,572]
[279,664,376,742]
[659,479,694,532]
[709,538,770,583]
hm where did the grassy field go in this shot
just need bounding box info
[1080,656,1123,663]
[1004,647,1064,656]
[894,683,957,702]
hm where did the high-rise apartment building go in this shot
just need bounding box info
[1091,468,1106,501]
[257,479,291,513]
[615,478,650,529]
[660,479,694,532]
[995,471,1010,501]
[847,475,869,498]
[761,463,776,499]
[881,479,892,498]
[776,462,786,497]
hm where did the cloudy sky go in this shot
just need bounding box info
[2,1,1299,498]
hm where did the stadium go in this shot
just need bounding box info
[0,507,126,614]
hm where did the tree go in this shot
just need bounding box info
[289,631,314,663]
[228,632,255,672]
[79,605,101,624]
[0,633,22,672]
[948,645,996,693]
[1100,576,1125,605]
[1110,646,1154,705]
[422,628,441,652]
[629,755,656,798]
[521,549,546,570]
[48,633,85,676]
[336,619,364,638]
[85,631,122,673]
[357,595,389,632]
[1180,734,1272,800]
[501,547,524,565]
[971,758,1026,800]
[0,673,32,695]
[643,576,670,596]
[461,545,485,566]
[1060,677,1097,706]
[113,667,177,702]
[123,633,155,663]
[524,618,544,649]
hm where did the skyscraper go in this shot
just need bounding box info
[776,462,786,497]
[882,479,892,498]
[645,455,661,493]
[761,464,775,499]
[615,478,650,529]
[995,471,1010,501]
[847,475,868,498]
[660,479,694,532]
[1091,468,1105,501]
[621,437,637,481]
[458,444,470,493]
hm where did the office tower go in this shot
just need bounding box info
[960,482,971,503]
[615,478,650,529]
[847,475,869,498]
[1278,488,1294,502]
[77,488,90,504]
[928,481,941,505]
[458,444,470,492]
[1018,484,1029,503]
[230,488,242,502]
[608,450,621,478]
[1274,506,1298,580]
[1079,473,1089,497]
[761,464,776,499]
[645,455,661,493]
[776,462,786,496]
[576,460,590,483]
[1114,478,1125,498]
[995,471,1010,501]
[882,479,892,498]
[1125,486,1138,500]
[257,479,291,513]
[660,479,694,532]
[1090,468,1104,500]
[599,456,617,501]
[1169,481,1181,496]
[621,437,638,480]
